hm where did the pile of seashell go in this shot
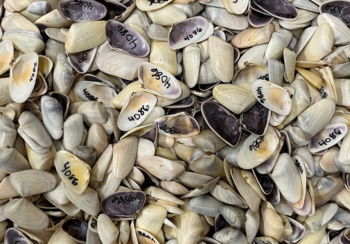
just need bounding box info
[1,0,350,243]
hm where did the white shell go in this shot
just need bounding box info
[251,79,292,116]
[10,52,38,103]
[117,92,157,131]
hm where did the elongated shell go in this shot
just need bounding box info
[54,150,91,195]
[10,52,38,103]
[106,20,150,57]
[9,169,57,197]
[231,23,275,48]
[65,21,107,53]
[168,16,213,50]
[213,84,256,114]
[208,36,233,82]
[297,23,334,62]
[251,79,292,115]
[138,62,181,99]
[1,198,49,230]
[97,51,148,80]
[112,136,138,179]
[18,111,52,154]
[117,92,157,131]
[59,0,107,23]
[155,112,200,138]
[238,125,281,169]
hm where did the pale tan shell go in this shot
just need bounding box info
[150,40,177,75]
[213,84,256,114]
[65,21,106,53]
[54,150,91,195]
[112,136,138,180]
[231,24,275,48]
[297,22,334,62]
[208,36,233,82]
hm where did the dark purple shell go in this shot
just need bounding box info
[248,10,274,28]
[241,102,270,136]
[101,191,146,217]
[5,228,30,244]
[59,0,107,22]
[252,169,273,195]
[252,0,298,20]
[106,20,150,57]
[201,100,242,147]
[61,218,88,243]
[215,214,230,232]
[320,0,350,27]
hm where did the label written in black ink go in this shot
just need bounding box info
[78,52,88,63]
[325,4,343,14]
[117,25,138,49]
[29,62,38,82]
[318,128,342,146]
[147,0,169,5]
[276,13,296,18]
[90,218,97,228]
[258,74,269,81]
[294,159,304,174]
[159,124,181,134]
[255,103,267,124]
[111,194,137,204]
[83,88,98,101]
[151,68,171,89]
[61,162,79,185]
[138,231,156,243]
[256,87,266,103]
[128,104,150,121]
[319,85,328,98]
[184,27,202,41]
[74,0,93,10]
[249,135,264,151]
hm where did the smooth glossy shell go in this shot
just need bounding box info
[202,100,242,147]
[155,112,200,138]
[60,0,107,22]
[101,191,146,217]
[117,92,157,131]
[138,62,181,99]
[106,20,150,57]
[252,0,298,20]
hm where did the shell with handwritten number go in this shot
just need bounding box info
[1,0,350,242]
[117,92,157,131]
[138,62,181,99]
